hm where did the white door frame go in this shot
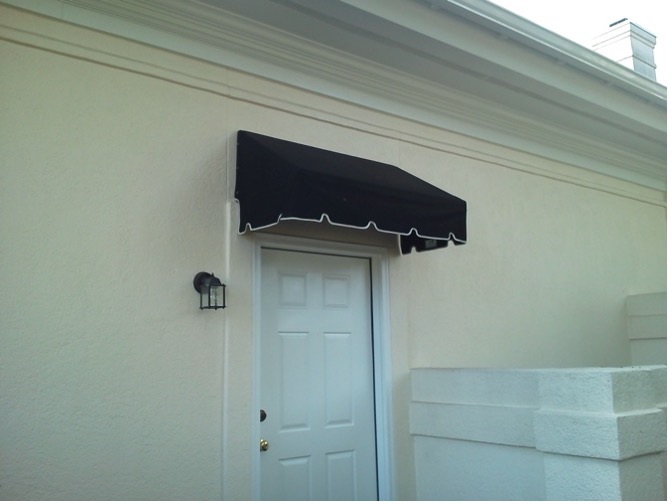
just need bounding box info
[250,233,395,500]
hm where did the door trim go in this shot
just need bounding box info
[250,234,395,500]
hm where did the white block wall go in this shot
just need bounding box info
[411,369,544,500]
[626,292,666,365]
[411,366,666,500]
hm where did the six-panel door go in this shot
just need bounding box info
[260,248,378,500]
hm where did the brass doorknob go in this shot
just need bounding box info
[260,438,269,452]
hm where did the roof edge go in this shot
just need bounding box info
[419,0,666,104]
[342,0,667,107]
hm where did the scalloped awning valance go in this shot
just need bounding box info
[234,130,467,254]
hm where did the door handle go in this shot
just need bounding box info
[260,438,270,452]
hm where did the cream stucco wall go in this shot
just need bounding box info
[1,29,231,501]
[0,5,666,500]
[402,140,667,368]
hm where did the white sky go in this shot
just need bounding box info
[489,0,668,86]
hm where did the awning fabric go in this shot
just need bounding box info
[234,130,467,254]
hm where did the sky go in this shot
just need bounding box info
[489,0,668,86]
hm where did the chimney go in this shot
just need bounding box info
[591,18,657,81]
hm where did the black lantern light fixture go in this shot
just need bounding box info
[193,272,226,310]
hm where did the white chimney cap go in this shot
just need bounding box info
[592,19,657,81]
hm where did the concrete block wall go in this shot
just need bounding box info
[411,369,544,500]
[626,292,666,365]
[411,366,666,500]
[535,367,666,500]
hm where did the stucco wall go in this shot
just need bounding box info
[627,292,667,365]
[1,27,230,500]
[411,367,667,500]
[0,5,666,500]
[399,139,666,368]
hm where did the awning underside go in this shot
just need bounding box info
[234,130,467,254]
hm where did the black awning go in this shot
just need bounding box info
[234,130,467,254]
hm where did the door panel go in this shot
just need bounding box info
[260,248,378,500]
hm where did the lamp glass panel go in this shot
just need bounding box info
[211,285,224,308]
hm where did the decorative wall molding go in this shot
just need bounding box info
[0,0,666,200]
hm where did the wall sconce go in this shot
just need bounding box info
[193,272,226,310]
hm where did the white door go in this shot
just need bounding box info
[259,248,378,501]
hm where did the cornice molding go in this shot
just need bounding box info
[2,0,666,190]
[415,0,666,104]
